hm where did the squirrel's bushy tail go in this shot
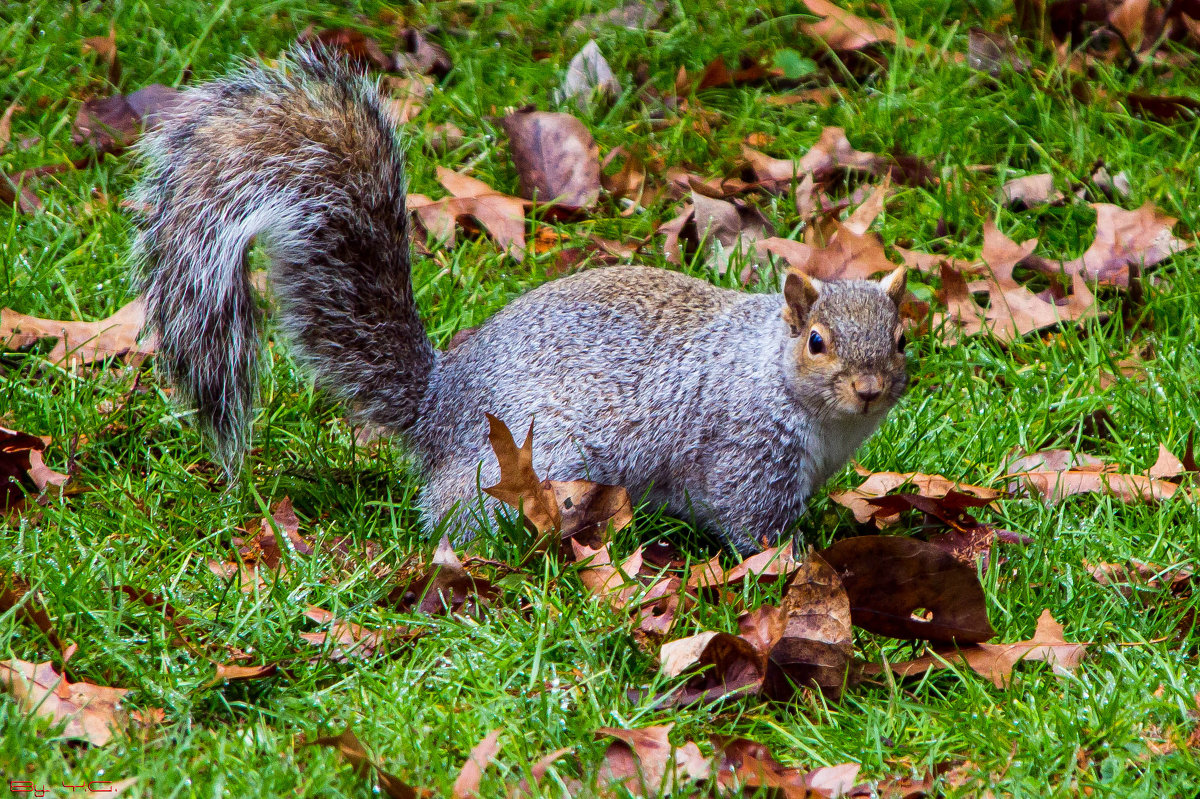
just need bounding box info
[133,47,434,468]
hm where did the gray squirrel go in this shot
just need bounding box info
[132,48,910,553]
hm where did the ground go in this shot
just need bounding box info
[2,0,1200,796]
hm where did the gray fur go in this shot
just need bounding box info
[133,49,909,552]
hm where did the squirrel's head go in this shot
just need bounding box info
[780,265,909,421]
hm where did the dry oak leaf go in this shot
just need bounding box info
[1086,559,1194,598]
[830,467,1000,527]
[874,609,1087,687]
[388,534,497,617]
[502,110,601,210]
[410,168,530,260]
[307,728,422,799]
[452,728,503,799]
[1001,173,1064,208]
[1,426,70,513]
[1059,202,1192,288]
[819,535,995,644]
[800,0,918,51]
[596,724,712,796]
[300,605,411,662]
[742,128,880,190]
[936,262,1098,343]
[687,540,800,590]
[1,298,155,366]
[81,25,121,85]
[484,414,633,547]
[0,658,158,746]
[560,39,621,107]
[213,663,277,682]
[573,541,686,643]
[1,571,64,652]
[236,496,314,570]
[73,84,185,153]
[1003,448,1181,504]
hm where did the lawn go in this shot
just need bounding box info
[2,0,1200,796]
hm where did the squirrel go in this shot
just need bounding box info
[132,47,910,554]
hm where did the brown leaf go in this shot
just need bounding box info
[1062,202,1192,287]
[549,479,633,546]
[82,25,121,85]
[213,663,277,681]
[935,264,1098,343]
[1,298,155,366]
[1,426,69,514]
[300,605,413,662]
[1086,559,1194,597]
[381,75,430,124]
[1,571,63,651]
[1005,447,1182,504]
[483,414,561,535]
[690,190,775,274]
[800,0,917,51]
[572,0,666,32]
[687,541,800,590]
[0,658,152,746]
[453,729,503,798]
[0,102,19,155]
[503,110,600,210]
[388,534,497,616]
[820,536,995,643]
[394,27,452,78]
[596,725,711,796]
[1001,173,1064,209]
[1126,93,1200,122]
[875,609,1086,687]
[238,497,314,570]
[561,40,621,107]
[0,171,40,214]
[434,167,529,259]
[763,550,854,700]
[307,729,421,799]
[302,27,392,71]
[656,631,765,705]
[829,468,1000,526]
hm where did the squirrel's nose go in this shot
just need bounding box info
[853,377,883,403]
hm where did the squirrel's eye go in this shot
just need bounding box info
[896,332,907,352]
[808,329,825,355]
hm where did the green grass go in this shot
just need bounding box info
[3,0,1200,795]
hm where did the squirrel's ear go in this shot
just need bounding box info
[782,268,820,336]
[878,264,908,307]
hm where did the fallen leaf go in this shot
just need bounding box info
[1,572,63,651]
[560,40,621,107]
[307,729,421,799]
[1126,93,1200,122]
[820,536,995,643]
[687,541,800,590]
[502,110,601,209]
[301,27,392,71]
[1004,447,1182,504]
[800,0,917,51]
[874,609,1087,687]
[830,468,1000,526]
[1086,559,1194,597]
[0,102,23,154]
[82,25,120,85]
[388,534,497,616]
[453,729,503,798]
[381,75,430,124]
[0,427,69,514]
[1,298,155,366]
[300,605,412,661]
[430,167,529,259]
[0,658,153,746]
[762,550,854,700]
[394,27,453,78]
[213,663,277,681]
[596,725,711,796]
[1060,202,1192,287]
[483,414,561,535]
[572,0,666,32]
[656,631,765,705]
[236,497,314,570]
[1001,173,1064,208]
